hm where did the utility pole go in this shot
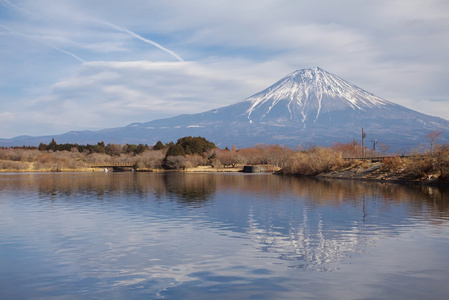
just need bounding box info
[361,128,366,157]
[372,139,377,152]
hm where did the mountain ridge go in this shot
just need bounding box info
[1,67,448,151]
[224,67,398,127]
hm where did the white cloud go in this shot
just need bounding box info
[1,0,449,138]
[9,60,277,137]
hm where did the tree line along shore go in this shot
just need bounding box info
[1,133,448,185]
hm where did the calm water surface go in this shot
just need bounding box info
[1,172,449,299]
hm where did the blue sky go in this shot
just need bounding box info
[1,0,448,138]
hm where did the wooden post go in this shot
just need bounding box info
[362,128,366,158]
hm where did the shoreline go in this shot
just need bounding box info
[0,166,246,174]
[284,161,449,187]
[2,163,448,187]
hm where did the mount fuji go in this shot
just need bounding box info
[2,67,449,151]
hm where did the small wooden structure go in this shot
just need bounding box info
[242,165,267,173]
[89,163,135,172]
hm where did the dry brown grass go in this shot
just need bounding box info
[402,146,449,181]
[2,143,449,183]
[0,148,164,172]
[282,147,346,175]
[379,156,404,172]
[0,160,30,171]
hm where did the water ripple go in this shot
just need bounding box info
[1,173,449,299]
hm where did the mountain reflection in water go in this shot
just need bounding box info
[0,172,448,299]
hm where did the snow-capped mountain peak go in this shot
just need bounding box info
[245,67,393,124]
[3,67,448,151]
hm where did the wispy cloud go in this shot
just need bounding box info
[100,21,184,62]
[0,0,30,15]
[7,59,280,137]
[0,24,85,63]
[1,0,183,62]
[0,0,448,138]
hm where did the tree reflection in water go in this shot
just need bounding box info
[0,173,449,270]
[1,172,449,298]
[3,172,447,213]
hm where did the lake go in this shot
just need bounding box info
[1,172,448,299]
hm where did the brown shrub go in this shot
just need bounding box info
[0,160,29,170]
[0,149,13,160]
[38,153,54,164]
[330,142,361,158]
[283,147,344,175]
[433,146,449,179]
[85,153,112,165]
[258,144,293,168]
[404,154,434,179]
[214,149,238,167]
[235,148,262,165]
[404,147,449,180]
[380,156,404,172]
[134,150,165,169]
[185,154,206,168]
[164,155,187,170]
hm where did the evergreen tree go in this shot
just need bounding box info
[153,141,164,150]
[49,138,57,152]
[135,144,149,155]
[38,143,47,151]
[165,144,185,157]
[163,144,186,169]
[176,136,216,155]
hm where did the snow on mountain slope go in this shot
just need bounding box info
[127,67,449,149]
[244,67,395,125]
[2,67,448,150]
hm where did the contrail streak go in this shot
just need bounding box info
[0,25,85,63]
[0,0,38,18]
[101,21,184,62]
[39,40,86,63]
[1,0,183,62]
[1,0,24,12]
[1,1,84,62]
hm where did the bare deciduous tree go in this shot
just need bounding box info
[426,130,443,153]
[164,155,187,170]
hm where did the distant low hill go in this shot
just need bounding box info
[2,67,448,151]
